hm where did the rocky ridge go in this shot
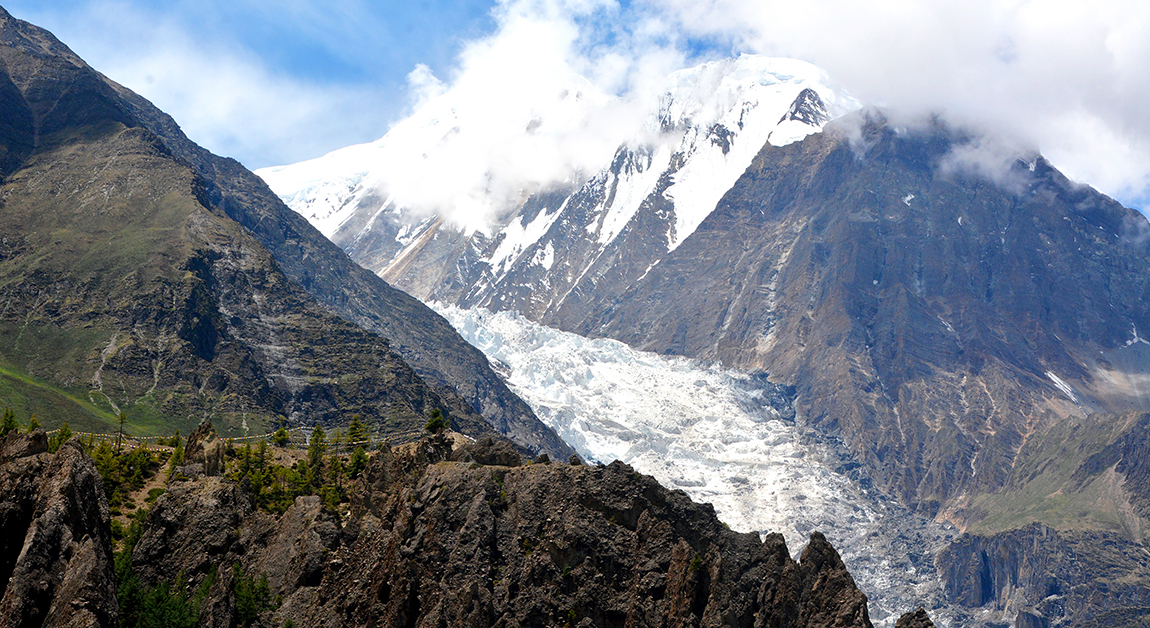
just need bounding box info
[0,424,911,628]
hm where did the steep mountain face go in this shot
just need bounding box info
[267,46,1150,518]
[0,7,569,456]
[265,52,1150,627]
[585,114,1150,516]
[937,523,1150,627]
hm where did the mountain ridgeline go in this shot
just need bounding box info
[274,97,1150,521]
[264,53,1150,628]
[0,7,570,458]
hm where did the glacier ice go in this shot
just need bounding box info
[436,303,965,627]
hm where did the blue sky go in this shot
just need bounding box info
[3,0,507,167]
[3,0,1148,212]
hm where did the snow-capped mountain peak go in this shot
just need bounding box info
[257,54,858,322]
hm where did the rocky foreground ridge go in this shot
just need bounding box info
[0,425,940,628]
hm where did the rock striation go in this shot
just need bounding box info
[0,430,117,628]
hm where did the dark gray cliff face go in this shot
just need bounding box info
[101,59,570,458]
[937,524,1150,628]
[0,431,118,628]
[120,434,878,628]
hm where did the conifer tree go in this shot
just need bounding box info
[0,408,18,437]
[307,425,327,465]
[347,414,369,446]
[425,408,449,433]
[307,425,326,485]
[48,422,72,452]
[348,446,369,479]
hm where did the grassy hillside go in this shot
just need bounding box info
[954,411,1149,539]
[0,55,491,440]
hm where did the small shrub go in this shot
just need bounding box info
[424,409,448,434]
[232,565,272,628]
[689,555,704,572]
[271,427,291,448]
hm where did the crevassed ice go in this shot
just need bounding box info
[434,303,958,627]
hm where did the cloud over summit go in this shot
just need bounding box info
[8,0,1147,212]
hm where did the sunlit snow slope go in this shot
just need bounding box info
[436,304,961,627]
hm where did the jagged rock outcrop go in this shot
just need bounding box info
[0,431,117,628]
[895,608,935,628]
[131,476,255,585]
[450,435,523,467]
[114,433,878,628]
[184,420,226,477]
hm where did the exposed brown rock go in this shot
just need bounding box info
[450,435,523,467]
[295,442,871,628]
[0,432,117,628]
[896,608,935,628]
[130,475,254,585]
[184,420,226,477]
[66,434,874,628]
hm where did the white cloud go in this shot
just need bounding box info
[344,0,687,232]
[18,0,1147,211]
[406,64,447,107]
[350,0,1148,223]
[643,0,1150,210]
[17,0,396,169]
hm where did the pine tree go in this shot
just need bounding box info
[48,422,73,452]
[347,414,369,446]
[328,454,345,491]
[26,414,40,432]
[307,425,327,467]
[0,408,18,437]
[232,565,271,628]
[425,409,448,434]
[348,446,369,479]
[306,425,327,486]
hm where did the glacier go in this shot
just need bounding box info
[435,304,965,627]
